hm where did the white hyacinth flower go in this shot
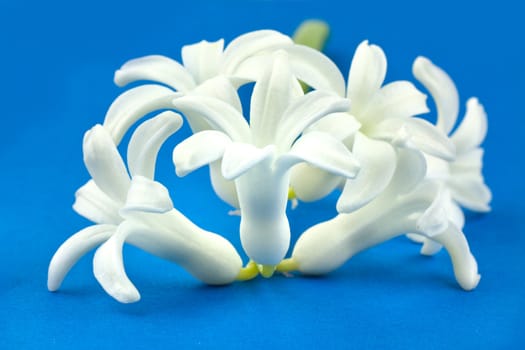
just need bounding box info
[48,114,242,303]
[172,51,360,273]
[405,57,492,255]
[286,148,480,291]
[106,30,294,209]
[287,41,455,212]
[48,22,492,301]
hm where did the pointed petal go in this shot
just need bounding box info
[448,174,492,212]
[431,224,480,291]
[447,199,465,230]
[387,148,427,194]
[413,56,459,134]
[182,76,243,133]
[221,30,293,76]
[172,95,251,142]
[337,134,396,213]
[73,180,122,225]
[285,44,346,96]
[114,55,196,92]
[172,130,232,177]
[93,223,140,303]
[127,111,183,179]
[277,131,360,178]
[182,39,224,84]
[221,143,275,180]
[276,91,350,150]
[103,85,179,145]
[121,176,173,214]
[48,224,116,291]
[416,188,450,237]
[416,193,463,255]
[308,112,361,141]
[83,125,130,202]
[250,50,303,147]
[347,40,387,113]
[372,117,456,161]
[190,76,243,112]
[420,239,444,256]
[451,98,488,153]
[362,81,429,124]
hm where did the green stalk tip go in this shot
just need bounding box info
[292,19,330,51]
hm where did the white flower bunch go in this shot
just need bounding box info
[48,21,491,303]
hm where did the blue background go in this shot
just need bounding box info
[1,0,524,348]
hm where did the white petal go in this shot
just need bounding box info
[83,125,130,203]
[420,239,444,256]
[347,40,387,112]
[172,95,251,142]
[448,174,492,212]
[337,134,396,213]
[447,199,465,230]
[431,224,480,291]
[250,50,303,147]
[121,176,173,214]
[209,160,240,208]
[372,117,455,161]
[451,98,488,153]
[418,197,464,256]
[172,130,232,177]
[406,233,426,243]
[285,44,346,96]
[277,131,359,179]
[221,30,293,76]
[103,85,179,145]
[289,164,342,202]
[387,148,427,194]
[413,56,459,134]
[275,91,350,150]
[424,154,450,181]
[221,143,275,180]
[450,148,483,173]
[361,81,429,125]
[73,180,122,225]
[182,39,224,84]
[308,112,361,141]
[114,55,196,92]
[127,111,183,179]
[182,76,243,133]
[416,188,450,237]
[93,224,140,303]
[190,76,243,112]
[48,224,116,291]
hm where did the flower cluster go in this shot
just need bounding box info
[48,23,491,303]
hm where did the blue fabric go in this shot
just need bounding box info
[1,0,524,348]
